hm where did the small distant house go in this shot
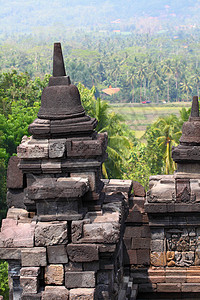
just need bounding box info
[102,86,120,96]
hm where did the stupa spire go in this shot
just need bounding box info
[53,42,66,77]
[191,95,199,117]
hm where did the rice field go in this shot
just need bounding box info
[110,102,191,138]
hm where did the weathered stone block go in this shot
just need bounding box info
[49,138,66,158]
[83,261,99,272]
[65,262,83,272]
[187,276,200,282]
[21,292,42,300]
[67,244,98,262]
[69,288,95,300]
[124,227,141,238]
[28,118,50,138]
[137,249,150,265]
[0,218,35,248]
[21,247,47,267]
[65,271,95,288]
[138,283,157,293]
[7,189,25,209]
[151,240,164,252]
[141,226,151,238]
[165,275,186,283]
[20,276,38,294]
[70,172,97,191]
[131,238,150,250]
[71,220,85,243]
[149,275,165,283]
[104,179,133,195]
[133,181,146,197]
[17,137,49,159]
[66,139,103,158]
[47,245,68,264]
[182,283,200,292]
[157,283,181,293]
[7,156,24,189]
[41,159,61,173]
[45,264,64,285]
[151,252,166,267]
[42,286,69,300]
[124,250,137,265]
[35,221,68,246]
[151,228,164,240]
[83,222,120,243]
[7,207,29,219]
[126,207,143,223]
[19,159,42,173]
[0,247,21,260]
[27,177,88,200]
[20,267,40,277]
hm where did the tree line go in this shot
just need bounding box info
[1,31,200,103]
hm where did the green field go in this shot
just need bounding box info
[110,102,191,138]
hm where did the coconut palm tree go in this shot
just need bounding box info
[180,76,193,101]
[154,114,181,174]
[161,59,174,103]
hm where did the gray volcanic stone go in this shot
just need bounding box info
[67,244,99,262]
[69,288,95,299]
[0,247,21,260]
[7,156,24,189]
[7,189,25,209]
[47,245,68,264]
[133,181,146,197]
[18,159,42,173]
[42,286,69,300]
[26,177,89,200]
[66,138,103,158]
[20,267,40,277]
[82,222,120,243]
[17,137,49,159]
[65,271,95,288]
[20,276,39,294]
[28,118,50,137]
[53,43,66,77]
[21,248,47,267]
[35,221,68,246]
[104,179,133,195]
[49,139,66,158]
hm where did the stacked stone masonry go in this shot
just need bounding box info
[2,43,200,300]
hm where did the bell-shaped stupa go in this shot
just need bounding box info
[29,42,97,138]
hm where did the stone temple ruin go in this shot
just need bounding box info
[1,43,200,299]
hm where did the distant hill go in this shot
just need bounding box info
[0,0,200,34]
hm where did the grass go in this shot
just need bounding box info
[110,102,191,133]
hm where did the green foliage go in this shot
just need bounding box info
[123,143,152,190]
[1,31,200,104]
[0,70,49,117]
[0,261,9,300]
[78,83,134,178]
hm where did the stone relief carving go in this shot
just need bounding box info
[166,228,198,267]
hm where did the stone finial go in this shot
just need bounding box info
[53,43,66,77]
[191,96,199,117]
